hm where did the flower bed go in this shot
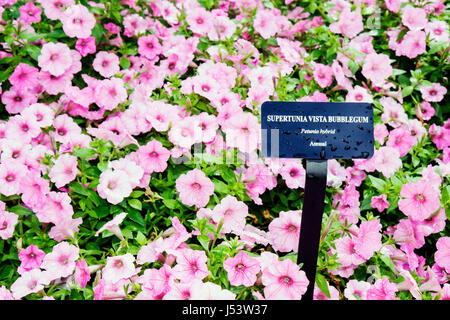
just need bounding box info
[0,0,448,300]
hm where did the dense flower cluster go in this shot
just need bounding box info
[0,0,448,300]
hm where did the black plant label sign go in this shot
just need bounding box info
[261,101,374,160]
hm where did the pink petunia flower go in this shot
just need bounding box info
[52,114,82,144]
[48,154,79,188]
[0,210,19,240]
[95,211,127,240]
[10,269,50,299]
[253,9,279,39]
[224,113,260,153]
[41,242,79,279]
[74,259,90,288]
[344,279,371,300]
[279,160,306,189]
[0,160,26,197]
[41,0,75,21]
[175,168,214,208]
[190,281,236,300]
[419,83,447,102]
[362,53,392,86]
[9,63,40,89]
[313,63,333,88]
[186,7,212,36]
[212,195,248,234]
[329,8,364,39]
[262,258,309,300]
[61,4,96,38]
[138,34,162,61]
[399,30,426,59]
[18,2,42,24]
[1,86,38,114]
[371,194,390,212]
[223,251,260,287]
[18,245,46,274]
[401,6,428,31]
[366,277,398,300]
[435,237,450,273]
[93,51,120,78]
[135,139,171,174]
[386,126,416,157]
[38,42,72,77]
[268,210,301,253]
[102,253,136,283]
[398,180,441,221]
[97,169,133,205]
[172,249,209,282]
[75,37,96,57]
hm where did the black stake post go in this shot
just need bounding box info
[297,159,328,301]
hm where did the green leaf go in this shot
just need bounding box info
[135,231,147,245]
[163,199,178,209]
[126,208,146,227]
[69,181,90,196]
[120,57,131,69]
[9,205,34,216]
[368,175,387,193]
[91,23,104,44]
[198,235,210,251]
[380,254,397,275]
[402,86,414,98]
[213,180,229,194]
[73,147,96,160]
[130,190,145,198]
[128,199,142,211]
[348,60,359,75]
[26,45,41,61]
[315,273,331,299]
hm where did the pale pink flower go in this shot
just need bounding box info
[163,281,193,300]
[138,265,174,297]
[208,15,236,41]
[172,249,209,282]
[186,8,212,36]
[41,0,75,21]
[397,269,422,299]
[344,279,371,300]
[354,220,382,260]
[108,158,143,188]
[41,242,79,279]
[329,8,364,38]
[93,51,120,78]
[138,35,162,60]
[48,154,79,188]
[212,195,248,234]
[0,210,18,240]
[97,169,133,205]
[224,113,260,153]
[268,210,301,253]
[373,146,403,178]
[254,9,279,39]
[435,237,450,273]
[0,160,26,197]
[279,160,306,189]
[2,86,38,114]
[95,212,127,241]
[103,253,136,283]
[0,286,15,300]
[399,30,426,59]
[168,117,202,149]
[135,139,171,174]
[61,4,96,38]
[386,126,415,157]
[346,85,373,103]
[399,180,441,221]
[262,258,309,300]
[419,83,447,102]
[74,259,90,288]
[402,6,428,31]
[52,114,82,144]
[175,168,214,208]
[18,245,46,274]
[362,53,392,86]
[38,42,72,77]
[10,269,50,299]
[371,194,390,212]
[190,281,236,300]
[223,251,260,287]
[425,21,449,42]
[313,282,340,300]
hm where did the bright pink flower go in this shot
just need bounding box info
[362,53,392,86]
[103,253,136,283]
[402,6,428,31]
[313,63,333,88]
[138,265,174,297]
[93,51,120,78]
[366,277,398,300]
[38,42,72,77]
[48,154,79,188]
[9,63,39,89]
[41,242,79,279]
[138,35,162,60]
[223,251,260,287]
[399,180,441,221]
[346,85,373,103]
[0,210,18,240]
[417,101,435,121]
[97,169,133,205]
[1,86,38,114]
[371,194,390,212]
[354,220,382,260]
[10,269,50,299]
[435,237,450,273]
[61,4,96,38]
[262,258,309,300]
[172,249,209,282]
[268,210,301,253]
[19,2,42,24]
[212,195,248,234]
[344,279,371,300]
[18,245,46,274]
[420,83,447,102]
[175,168,214,208]
[74,259,90,288]
[75,37,96,57]
[386,126,415,157]
[334,235,366,267]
